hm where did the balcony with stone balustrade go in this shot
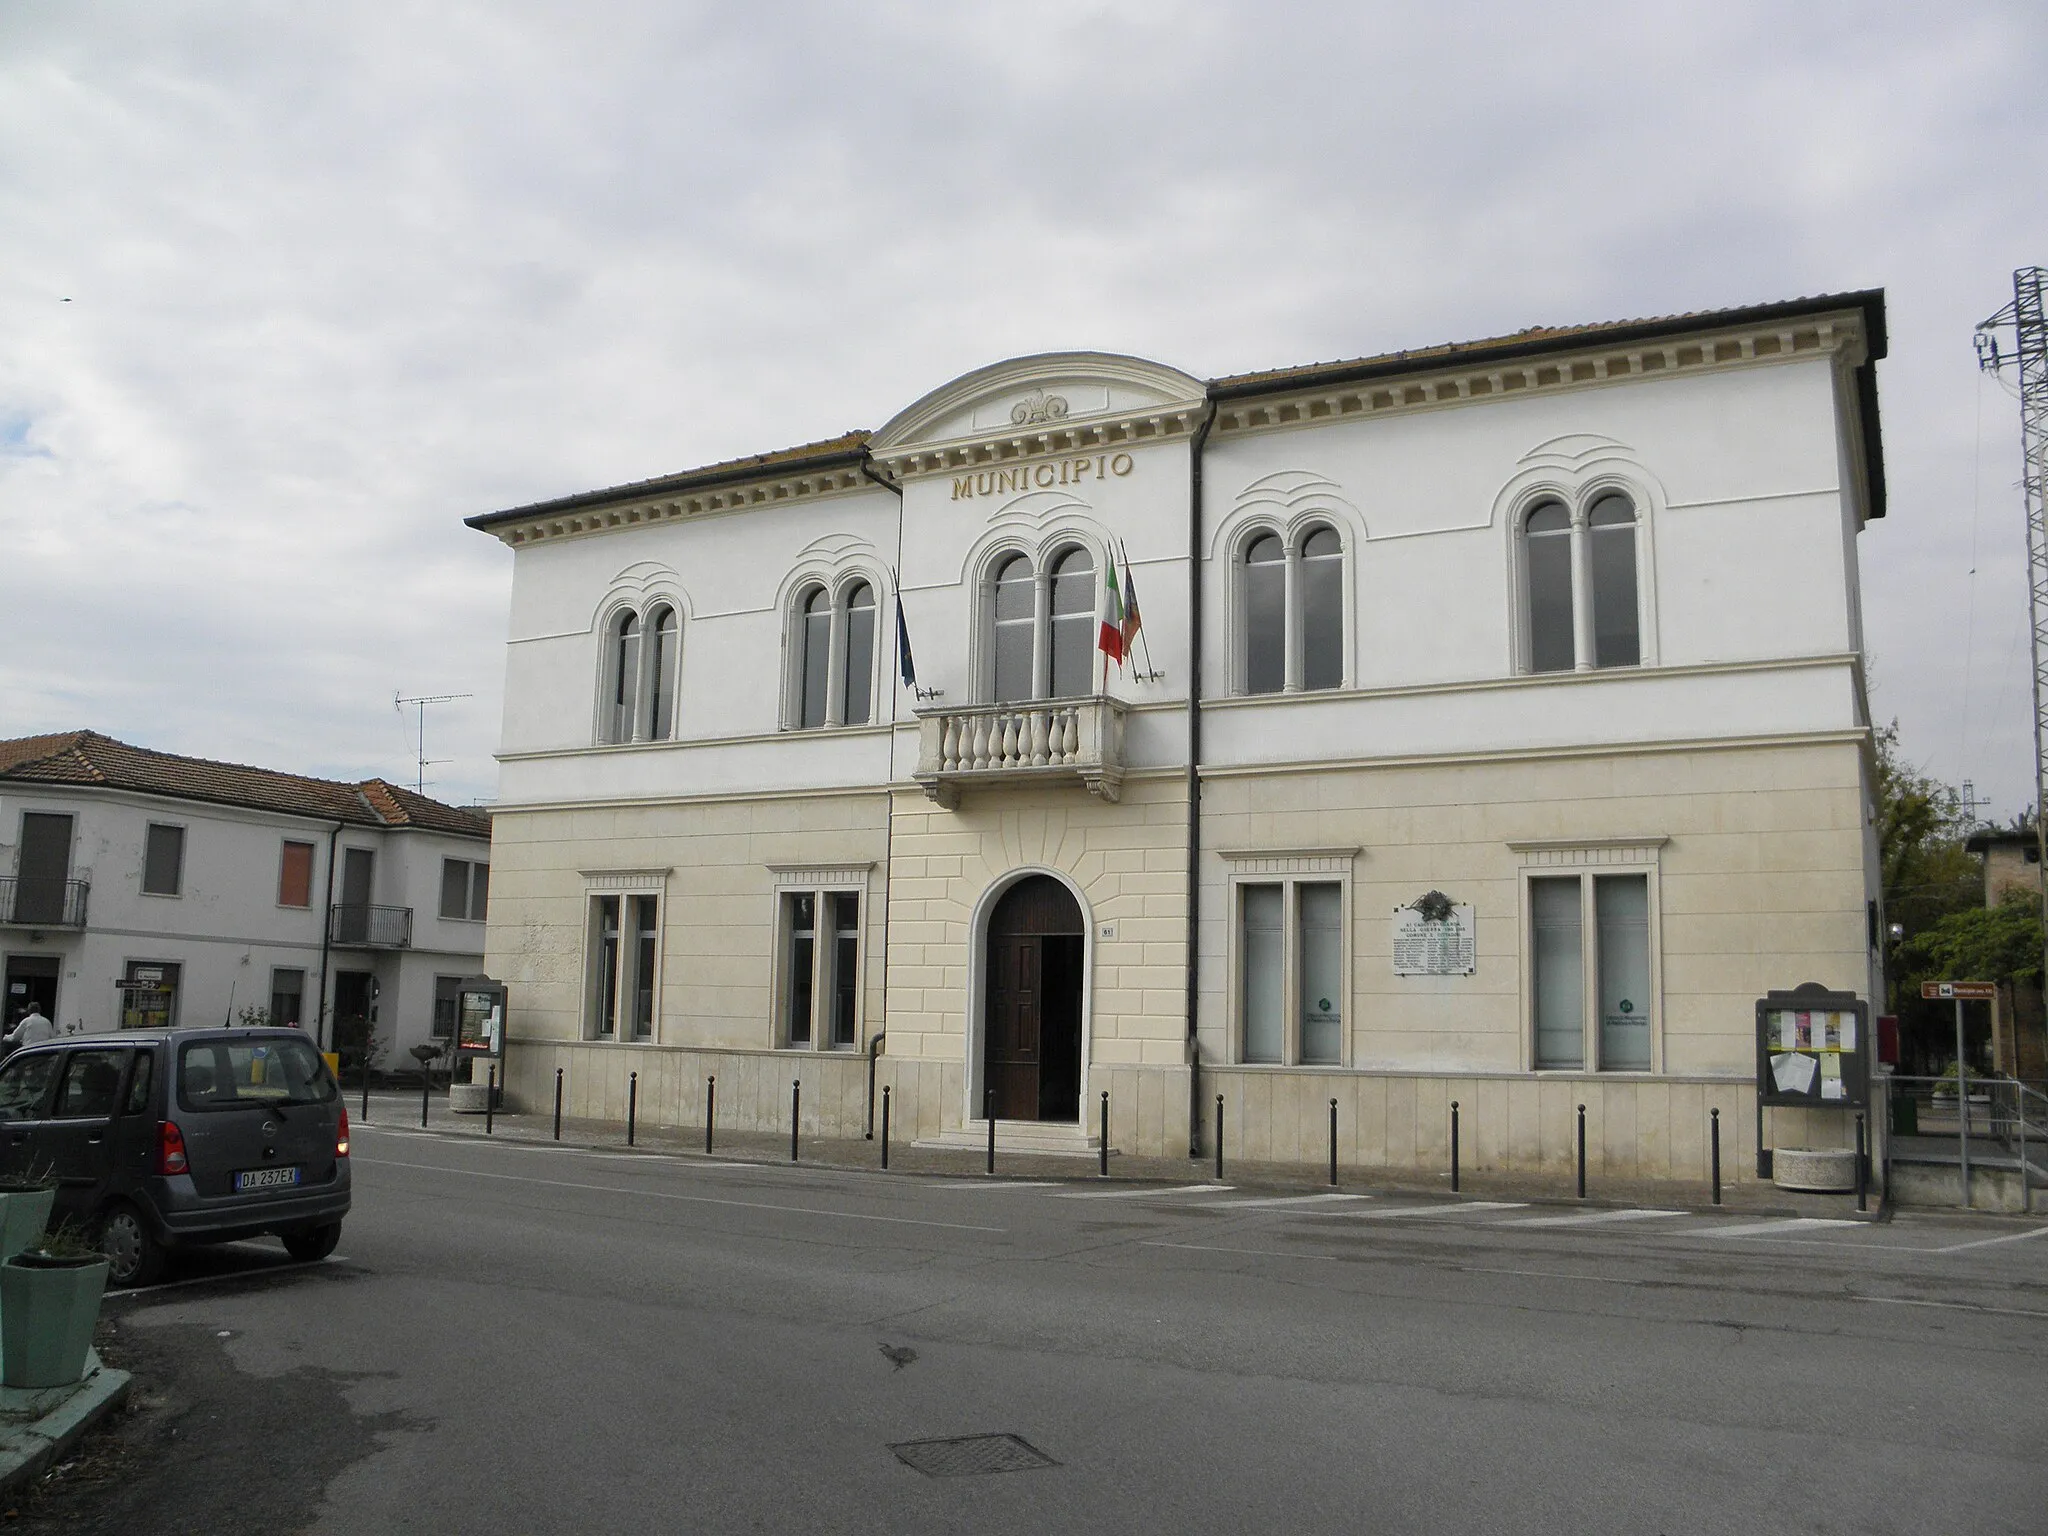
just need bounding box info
[912,696,1127,808]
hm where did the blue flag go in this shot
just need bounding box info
[897,596,917,690]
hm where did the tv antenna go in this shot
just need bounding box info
[393,691,472,796]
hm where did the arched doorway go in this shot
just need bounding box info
[984,875,1084,1123]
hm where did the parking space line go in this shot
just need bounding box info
[1927,1224,2048,1255]
[1323,1201,1528,1220]
[1202,1193,1375,1210]
[1497,1209,1688,1228]
[1058,1184,1232,1200]
[1675,1217,1862,1239]
[928,1182,1061,1190]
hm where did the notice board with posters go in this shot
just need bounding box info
[455,976,506,1059]
[1754,982,1870,1109]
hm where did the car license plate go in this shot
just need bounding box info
[234,1166,301,1191]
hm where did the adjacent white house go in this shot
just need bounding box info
[0,732,491,1071]
[468,290,1890,1190]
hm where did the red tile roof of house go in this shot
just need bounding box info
[0,732,489,838]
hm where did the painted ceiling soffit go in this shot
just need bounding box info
[481,462,873,548]
[1208,313,1870,439]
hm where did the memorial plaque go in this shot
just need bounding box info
[1392,904,1476,976]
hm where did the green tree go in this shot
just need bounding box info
[1873,722,1979,939]
[1897,888,2044,989]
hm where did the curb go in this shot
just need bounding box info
[0,1357,134,1499]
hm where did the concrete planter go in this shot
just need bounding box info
[0,1188,56,1261]
[448,1082,492,1114]
[1772,1147,1856,1193]
[0,1253,109,1389]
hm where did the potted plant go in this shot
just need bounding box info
[0,1163,58,1262]
[1,1223,110,1389]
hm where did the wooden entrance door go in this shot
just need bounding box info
[984,876,1084,1122]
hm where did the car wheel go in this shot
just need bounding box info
[98,1202,166,1288]
[281,1222,341,1263]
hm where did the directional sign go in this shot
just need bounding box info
[1921,980,1997,1001]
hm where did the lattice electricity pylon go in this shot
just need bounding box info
[1976,266,2048,968]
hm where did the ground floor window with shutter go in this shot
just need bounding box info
[1519,841,1662,1071]
[1223,850,1355,1067]
[777,889,861,1049]
[582,874,667,1041]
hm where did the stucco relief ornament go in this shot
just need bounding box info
[1409,890,1456,924]
[1010,390,1070,425]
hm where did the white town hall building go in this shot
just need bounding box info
[468,290,1888,1190]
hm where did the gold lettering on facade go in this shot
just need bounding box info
[949,453,1137,500]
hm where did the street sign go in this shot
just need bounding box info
[1920,981,1996,1001]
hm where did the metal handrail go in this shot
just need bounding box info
[328,903,413,948]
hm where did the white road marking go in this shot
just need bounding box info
[1201,1193,1375,1210]
[1678,1217,1862,1239]
[1142,1241,1337,1263]
[1855,1294,2048,1320]
[1928,1224,2048,1254]
[355,1156,1006,1232]
[1497,1208,1689,1228]
[1326,1201,1528,1220]
[1058,1183,1233,1200]
[928,1181,1061,1190]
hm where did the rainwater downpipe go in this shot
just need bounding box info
[1185,398,1217,1157]
[860,452,905,1140]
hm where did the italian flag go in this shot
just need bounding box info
[1098,558,1125,669]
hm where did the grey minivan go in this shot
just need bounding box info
[0,1026,351,1286]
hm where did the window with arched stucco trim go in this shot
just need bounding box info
[787,577,882,730]
[983,545,1100,703]
[1238,523,1346,695]
[1520,490,1641,673]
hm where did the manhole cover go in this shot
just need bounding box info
[890,1433,1058,1478]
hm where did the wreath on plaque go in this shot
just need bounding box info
[1409,890,1456,924]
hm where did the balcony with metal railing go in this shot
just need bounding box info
[329,903,413,949]
[912,696,1127,808]
[0,878,89,929]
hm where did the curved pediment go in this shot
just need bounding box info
[872,352,1207,455]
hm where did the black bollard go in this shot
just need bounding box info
[420,1068,430,1129]
[1576,1103,1587,1199]
[1856,1113,1868,1212]
[880,1085,891,1170]
[985,1088,996,1176]
[1329,1098,1339,1186]
[1215,1093,1224,1181]
[1451,1100,1461,1193]
[791,1079,801,1162]
[1100,1090,1110,1177]
[485,1065,496,1136]
[362,1052,371,1125]
[1710,1107,1722,1205]
[553,1067,563,1141]
[705,1075,715,1154]
[627,1071,638,1147]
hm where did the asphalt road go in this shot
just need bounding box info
[24,1125,2048,1535]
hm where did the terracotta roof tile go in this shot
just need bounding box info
[0,732,489,838]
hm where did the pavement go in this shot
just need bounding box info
[0,1349,131,1499]
[356,1084,1890,1222]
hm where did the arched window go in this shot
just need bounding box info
[1239,525,1345,695]
[842,583,876,727]
[1299,526,1343,691]
[1049,548,1095,699]
[1244,534,1285,695]
[646,605,678,741]
[991,554,1036,704]
[1520,491,1641,673]
[607,612,641,743]
[789,578,882,730]
[799,587,833,729]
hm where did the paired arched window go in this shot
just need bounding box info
[1241,524,1344,695]
[1521,491,1640,673]
[601,603,680,744]
[791,579,878,729]
[987,546,1096,703]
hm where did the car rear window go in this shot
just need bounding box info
[178,1039,336,1111]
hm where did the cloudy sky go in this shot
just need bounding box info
[4,2,2046,814]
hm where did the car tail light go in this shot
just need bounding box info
[336,1106,350,1159]
[157,1120,188,1176]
